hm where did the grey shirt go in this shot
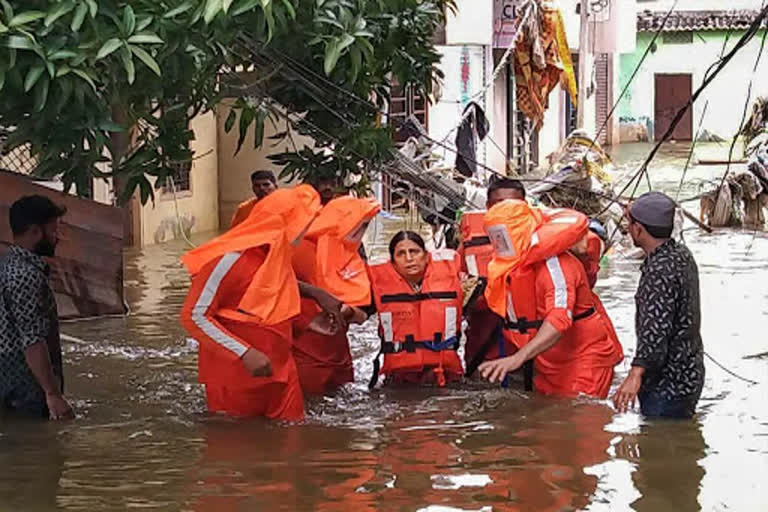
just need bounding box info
[0,245,62,404]
[633,239,705,401]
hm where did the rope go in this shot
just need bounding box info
[168,176,197,249]
[705,351,760,385]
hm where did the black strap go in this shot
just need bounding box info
[368,334,458,389]
[523,360,534,391]
[504,307,596,334]
[380,291,458,304]
[465,318,503,377]
[463,236,491,248]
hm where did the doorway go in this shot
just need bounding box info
[654,73,693,141]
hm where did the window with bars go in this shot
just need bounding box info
[663,31,693,45]
[388,82,429,145]
[162,160,192,194]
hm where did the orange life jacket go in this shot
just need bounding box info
[368,250,464,388]
[484,201,593,348]
[458,210,493,278]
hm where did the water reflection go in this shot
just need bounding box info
[0,143,766,510]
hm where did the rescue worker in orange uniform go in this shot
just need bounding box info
[459,178,527,378]
[368,231,464,388]
[229,170,277,229]
[291,196,381,395]
[180,185,345,421]
[480,200,623,398]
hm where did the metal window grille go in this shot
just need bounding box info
[162,160,192,193]
[0,144,38,175]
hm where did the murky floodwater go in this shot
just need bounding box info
[1,143,767,511]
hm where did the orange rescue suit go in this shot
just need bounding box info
[292,197,380,395]
[180,185,322,421]
[484,201,623,398]
[230,197,258,229]
[368,250,465,388]
[458,210,516,369]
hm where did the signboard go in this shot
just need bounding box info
[493,0,524,48]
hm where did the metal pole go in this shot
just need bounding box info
[577,0,591,129]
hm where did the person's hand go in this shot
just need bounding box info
[613,372,642,412]
[46,393,74,421]
[341,304,355,321]
[314,290,346,330]
[479,355,524,384]
[241,348,272,377]
[307,312,340,336]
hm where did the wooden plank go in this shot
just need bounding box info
[0,172,126,319]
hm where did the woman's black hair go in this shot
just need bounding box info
[388,230,426,260]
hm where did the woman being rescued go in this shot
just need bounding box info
[367,231,464,388]
[291,196,381,395]
[478,200,623,399]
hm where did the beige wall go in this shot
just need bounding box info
[216,101,311,228]
[137,111,220,247]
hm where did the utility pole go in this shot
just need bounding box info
[577,0,591,129]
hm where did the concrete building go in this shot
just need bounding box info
[618,3,768,142]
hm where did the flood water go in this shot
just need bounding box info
[1,143,767,511]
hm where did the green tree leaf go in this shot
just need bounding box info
[49,50,78,61]
[123,5,136,35]
[3,35,36,51]
[45,1,76,27]
[223,0,235,13]
[0,69,5,91]
[71,68,96,91]
[236,107,254,155]
[32,74,49,112]
[135,16,153,33]
[130,45,161,76]
[9,11,46,27]
[24,62,44,91]
[71,3,88,31]
[324,38,341,75]
[0,20,7,33]
[281,0,296,20]
[203,0,223,24]
[85,0,97,18]
[164,1,195,18]
[127,33,164,44]
[120,45,135,84]
[254,108,266,148]
[231,0,259,16]
[224,108,236,132]
[96,38,122,60]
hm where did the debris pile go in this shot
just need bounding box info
[700,97,768,229]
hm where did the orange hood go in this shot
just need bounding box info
[483,200,544,317]
[181,185,322,324]
[303,196,381,306]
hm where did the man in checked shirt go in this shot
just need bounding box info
[0,195,73,420]
[613,192,705,419]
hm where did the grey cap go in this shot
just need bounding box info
[629,191,676,228]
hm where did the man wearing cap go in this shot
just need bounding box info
[613,192,705,419]
[230,170,278,229]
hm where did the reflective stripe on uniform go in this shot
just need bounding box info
[466,254,479,276]
[380,311,394,342]
[444,306,457,340]
[545,256,568,309]
[191,252,249,357]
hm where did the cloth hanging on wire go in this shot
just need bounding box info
[455,101,490,178]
